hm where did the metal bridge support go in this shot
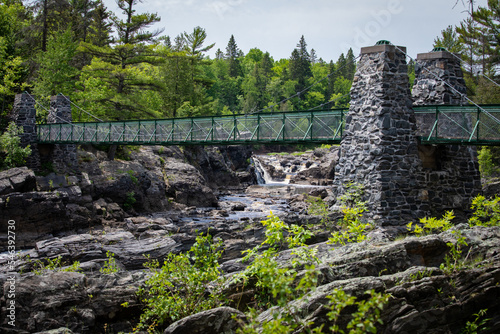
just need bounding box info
[334,43,429,226]
[413,50,481,216]
[11,93,40,170]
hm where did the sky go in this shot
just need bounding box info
[103,0,489,61]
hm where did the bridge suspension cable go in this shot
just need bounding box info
[24,92,72,125]
[57,93,104,122]
[249,54,360,115]
[444,50,500,89]
[394,45,500,127]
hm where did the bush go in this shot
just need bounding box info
[137,233,226,331]
[0,122,32,168]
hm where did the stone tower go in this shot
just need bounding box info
[11,93,78,174]
[334,43,428,226]
[413,49,481,216]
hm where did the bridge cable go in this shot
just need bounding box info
[444,51,500,89]
[307,92,351,111]
[248,54,360,115]
[57,93,104,122]
[394,45,500,127]
[24,92,73,125]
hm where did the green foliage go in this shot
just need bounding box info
[461,309,490,334]
[478,147,500,177]
[327,289,391,334]
[468,194,500,227]
[407,211,455,236]
[440,230,469,275]
[306,195,331,228]
[100,251,119,274]
[123,191,136,210]
[328,182,372,246]
[0,122,32,168]
[26,255,81,275]
[234,212,318,310]
[137,232,225,331]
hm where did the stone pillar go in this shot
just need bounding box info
[334,43,428,226]
[412,50,467,105]
[413,50,481,216]
[44,95,78,173]
[10,93,40,170]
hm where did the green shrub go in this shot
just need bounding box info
[137,233,226,331]
[407,211,455,236]
[100,251,119,274]
[0,122,32,168]
[26,255,81,275]
[478,147,499,177]
[468,195,500,227]
[123,191,136,209]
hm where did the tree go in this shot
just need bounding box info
[86,0,112,47]
[289,35,312,94]
[0,122,32,168]
[225,35,242,77]
[345,48,356,81]
[0,1,29,120]
[434,25,464,53]
[78,0,164,121]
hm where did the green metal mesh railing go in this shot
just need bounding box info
[37,109,346,146]
[413,105,500,145]
[36,105,500,146]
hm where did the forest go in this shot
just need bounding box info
[0,0,499,129]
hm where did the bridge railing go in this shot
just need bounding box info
[413,105,500,145]
[37,109,346,145]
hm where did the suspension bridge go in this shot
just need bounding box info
[35,104,500,146]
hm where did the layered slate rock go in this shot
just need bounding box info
[413,50,481,216]
[334,44,427,225]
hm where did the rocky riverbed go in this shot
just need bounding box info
[1,145,500,333]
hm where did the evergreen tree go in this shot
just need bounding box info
[345,48,356,81]
[225,35,242,77]
[433,25,464,53]
[87,0,112,47]
[289,35,312,93]
[78,0,164,120]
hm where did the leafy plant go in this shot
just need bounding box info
[137,233,226,332]
[468,195,500,227]
[327,289,391,334]
[0,122,32,168]
[26,255,81,275]
[123,191,136,210]
[100,251,119,274]
[478,147,499,177]
[306,195,332,228]
[407,211,455,236]
[440,230,469,275]
[461,309,490,334]
[328,182,372,246]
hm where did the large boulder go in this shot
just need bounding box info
[163,157,218,207]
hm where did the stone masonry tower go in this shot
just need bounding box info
[334,43,428,226]
[11,93,78,173]
[413,49,481,215]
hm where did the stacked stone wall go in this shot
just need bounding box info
[412,51,481,216]
[10,93,40,170]
[43,95,78,173]
[334,44,428,225]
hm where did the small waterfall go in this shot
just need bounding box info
[252,157,269,184]
[252,156,290,185]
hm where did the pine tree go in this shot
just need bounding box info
[433,25,464,53]
[225,35,242,77]
[345,48,356,81]
[87,0,112,47]
[289,35,312,93]
[78,0,164,120]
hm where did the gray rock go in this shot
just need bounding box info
[0,167,36,195]
[163,307,246,334]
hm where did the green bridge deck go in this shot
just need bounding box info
[36,105,500,146]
